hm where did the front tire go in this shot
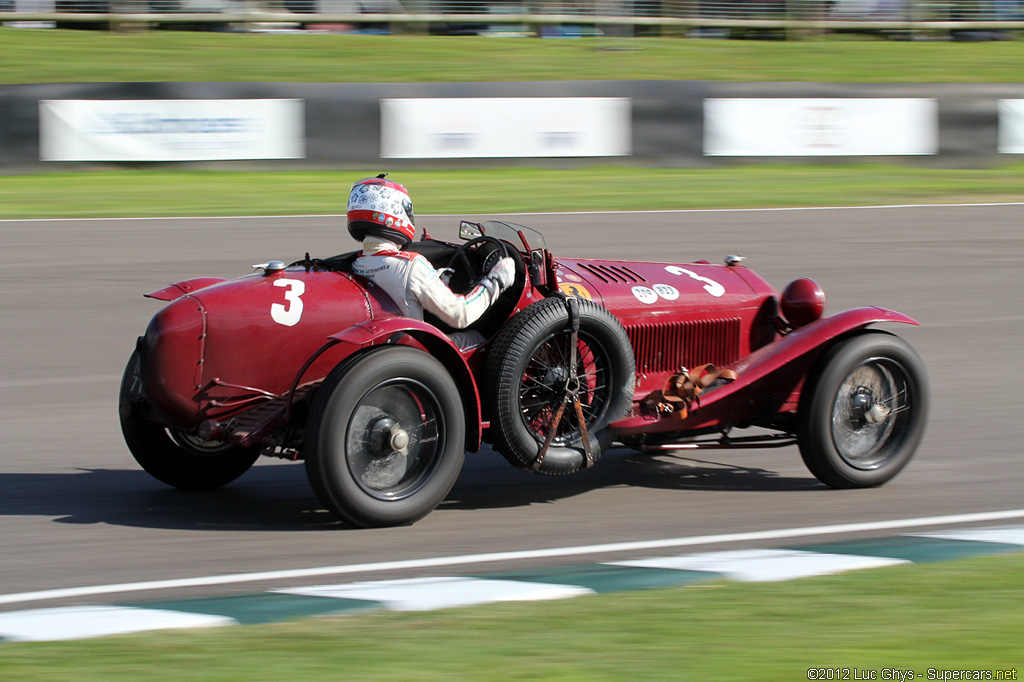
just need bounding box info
[119,351,260,490]
[305,347,466,527]
[798,331,928,488]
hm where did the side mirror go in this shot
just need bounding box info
[459,221,484,240]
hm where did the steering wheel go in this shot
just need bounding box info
[445,236,510,292]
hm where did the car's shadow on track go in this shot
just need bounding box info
[0,463,345,531]
[441,447,821,512]
[0,448,820,531]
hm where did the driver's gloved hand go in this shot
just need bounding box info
[481,257,516,297]
[437,267,455,285]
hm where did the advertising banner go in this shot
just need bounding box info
[998,100,1024,154]
[39,99,305,162]
[703,98,937,157]
[380,97,631,159]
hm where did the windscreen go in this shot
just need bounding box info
[481,220,547,252]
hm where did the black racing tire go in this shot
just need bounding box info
[797,331,929,489]
[484,297,635,475]
[119,351,260,490]
[304,346,466,527]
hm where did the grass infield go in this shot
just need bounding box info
[0,553,1020,681]
[2,164,1024,218]
[2,30,1024,84]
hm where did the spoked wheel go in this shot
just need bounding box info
[523,328,608,443]
[485,297,635,475]
[305,347,466,527]
[119,350,260,490]
[798,331,928,488]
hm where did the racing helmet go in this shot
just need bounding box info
[346,174,416,246]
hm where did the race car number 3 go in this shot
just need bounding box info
[271,278,305,326]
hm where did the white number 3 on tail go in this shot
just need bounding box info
[271,278,305,327]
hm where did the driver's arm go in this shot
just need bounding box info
[408,255,514,329]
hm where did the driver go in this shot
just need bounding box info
[348,175,516,349]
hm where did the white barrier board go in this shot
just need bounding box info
[703,98,937,157]
[998,100,1024,154]
[39,99,305,162]
[380,97,631,159]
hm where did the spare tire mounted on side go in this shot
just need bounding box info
[484,296,635,475]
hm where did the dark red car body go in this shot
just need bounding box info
[121,220,928,526]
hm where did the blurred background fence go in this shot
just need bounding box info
[2,0,1023,37]
[4,80,1024,171]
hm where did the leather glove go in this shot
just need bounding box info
[482,257,515,294]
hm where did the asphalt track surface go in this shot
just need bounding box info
[1,205,1022,610]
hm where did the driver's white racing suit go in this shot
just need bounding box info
[352,237,515,348]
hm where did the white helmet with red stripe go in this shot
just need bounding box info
[347,174,415,246]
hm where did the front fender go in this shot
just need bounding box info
[612,306,918,436]
[728,306,918,381]
[330,318,483,452]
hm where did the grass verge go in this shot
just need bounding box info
[0,553,1021,681]
[3,164,1024,218]
[2,30,1024,84]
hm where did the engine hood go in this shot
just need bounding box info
[555,258,779,391]
[555,258,772,321]
[141,266,397,425]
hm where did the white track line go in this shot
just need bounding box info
[1,202,1023,224]
[2,509,1023,607]
[432,203,1024,216]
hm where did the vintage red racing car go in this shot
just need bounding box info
[120,219,929,527]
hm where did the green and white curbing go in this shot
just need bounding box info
[2,525,1022,643]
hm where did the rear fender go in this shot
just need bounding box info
[145,277,227,302]
[612,306,919,436]
[330,318,483,452]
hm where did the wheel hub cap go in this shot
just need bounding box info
[849,387,891,427]
[542,366,568,391]
[389,427,410,453]
[368,417,410,457]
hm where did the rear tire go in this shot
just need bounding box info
[798,332,928,488]
[305,347,466,527]
[119,351,259,490]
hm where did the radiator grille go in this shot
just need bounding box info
[626,318,742,374]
